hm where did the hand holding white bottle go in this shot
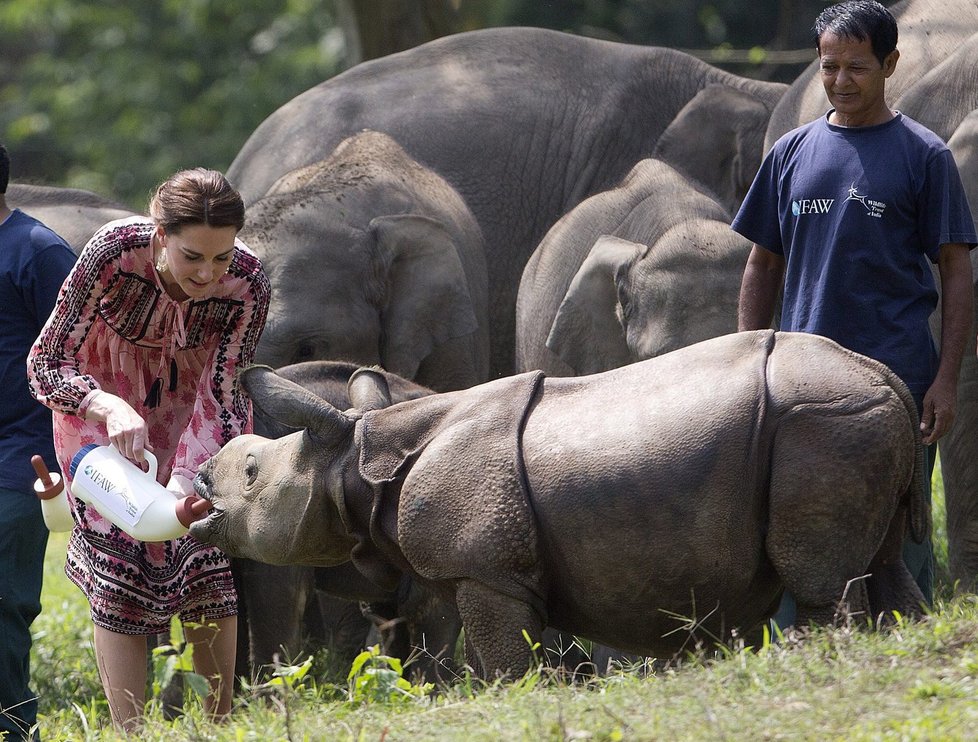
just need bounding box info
[67,444,212,542]
[84,390,149,465]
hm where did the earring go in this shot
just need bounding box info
[155,246,168,273]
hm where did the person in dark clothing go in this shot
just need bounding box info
[0,143,77,740]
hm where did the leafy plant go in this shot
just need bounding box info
[347,645,432,705]
[149,618,210,709]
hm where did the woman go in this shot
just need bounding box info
[27,168,270,731]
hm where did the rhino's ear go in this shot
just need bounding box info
[547,236,647,375]
[239,365,353,444]
[369,214,479,380]
[348,367,393,411]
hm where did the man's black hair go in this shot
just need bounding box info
[814,0,898,65]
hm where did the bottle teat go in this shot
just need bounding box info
[32,454,74,532]
[175,494,213,527]
[31,455,63,500]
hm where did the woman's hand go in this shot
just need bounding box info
[85,391,149,464]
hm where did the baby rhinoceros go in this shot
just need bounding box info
[191,329,928,678]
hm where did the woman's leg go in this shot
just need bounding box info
[185,616,237,720]
[93,626,147,732]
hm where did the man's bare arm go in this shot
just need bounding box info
[737,245,785,331]
[921,243,974,444]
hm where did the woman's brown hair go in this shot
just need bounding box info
[148,168,245,233]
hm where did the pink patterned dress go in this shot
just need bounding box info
[27,216,270,635]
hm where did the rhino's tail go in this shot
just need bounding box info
[906,412,931,546]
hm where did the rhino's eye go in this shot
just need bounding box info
[245,454,258,487]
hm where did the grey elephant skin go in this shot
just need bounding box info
[227,27,786,375]
[192,330,928,677]
[6,183,135,253]
[241,131,489,391]
[516,157,750,376]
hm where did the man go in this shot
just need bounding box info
[0,144,76,740]
[733,0,976,615]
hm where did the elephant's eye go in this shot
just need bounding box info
[292,341,316,364]
[245,454,259,487]
[617,287,632,321]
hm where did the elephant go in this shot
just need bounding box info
[516,157,751,376]
[893,33,978,143]
[6,183,135,253]
[240,130,489,391]
[650,85,786,216]
[227,27,787,375]
[191,330,928,678]
[764,0,978,149]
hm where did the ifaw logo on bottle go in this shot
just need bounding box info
[792,198,835,216]
[83,464,139,518]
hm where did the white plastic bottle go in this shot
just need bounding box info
[32,455,74,532]
[68,444,211,542]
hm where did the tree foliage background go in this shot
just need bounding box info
[1,0,830,209]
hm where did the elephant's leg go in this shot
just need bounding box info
[360,599,409,659]
[306,593,372,675]
[454,579,544,679]
[399,581,462,684]
[232,559,313,677]
[765,411,902,627]
[940,339,978,592]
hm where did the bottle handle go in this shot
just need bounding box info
[144,450,158,481]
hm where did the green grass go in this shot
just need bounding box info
[25,462,976,741]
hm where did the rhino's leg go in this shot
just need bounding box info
[454,579,544,679]
[865,505,928,622]
[765,407,904,627]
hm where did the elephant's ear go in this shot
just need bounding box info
[547,236,647,375]
[654,84,777,216]
[348,367,394,411]
[239,365,353,445]
[369,215,479,380]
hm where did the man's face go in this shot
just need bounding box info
[818,32,898,127]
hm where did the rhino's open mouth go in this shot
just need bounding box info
[190,474,224,533]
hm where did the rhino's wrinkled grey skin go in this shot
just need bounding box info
[232,361,459,680]
[193,330,927,677]
[237,362,636,681]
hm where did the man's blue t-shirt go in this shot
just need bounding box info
[0,208,76,492]
[732,112,977,395]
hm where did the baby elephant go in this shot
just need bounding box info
[191,330,928,678]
